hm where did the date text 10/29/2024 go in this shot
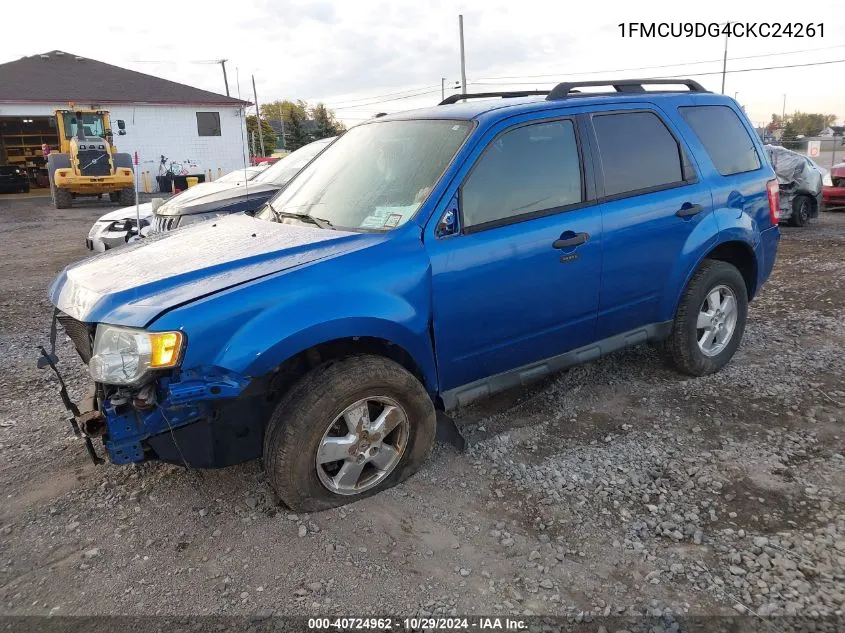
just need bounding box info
[308,617,527,630]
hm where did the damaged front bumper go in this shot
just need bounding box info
[39,312,262,468]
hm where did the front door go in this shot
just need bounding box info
[425,117,602,396]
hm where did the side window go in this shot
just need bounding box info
[592,111,685,197]
[679,105,761,176]
[461,120,582,230]
[196,112,221,137]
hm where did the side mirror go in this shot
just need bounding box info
[117,120,126,135]
[435,195,460,238]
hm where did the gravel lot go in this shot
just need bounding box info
[1,196,844,623]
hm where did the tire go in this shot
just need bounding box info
[54,187,73,209]
[263,354,436,512]
[118,187,135,206]
[667,259,748,377]
[789,195,812,227]
[47,153,72,209]
[109,192,120,203]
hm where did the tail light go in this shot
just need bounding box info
[766,179,780,225]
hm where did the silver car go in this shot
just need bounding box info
[85,166,269,251]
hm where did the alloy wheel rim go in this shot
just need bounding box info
[696,284,738,357]
[315,396,409,496]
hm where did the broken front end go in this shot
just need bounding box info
[39,311,268,468]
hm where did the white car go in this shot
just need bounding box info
[85,165,269,252]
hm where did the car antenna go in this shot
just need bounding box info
[235,68,252,212]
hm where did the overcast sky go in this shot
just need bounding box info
[2,0,843,127]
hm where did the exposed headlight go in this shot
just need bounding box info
[823,172,833,187]
[89,325,184,385]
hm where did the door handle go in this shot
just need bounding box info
[676,203,704,218]
[552,232,589,249]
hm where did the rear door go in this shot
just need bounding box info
[585,106,716,340]
[425,115,602,396]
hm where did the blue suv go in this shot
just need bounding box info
[44,79,780,511]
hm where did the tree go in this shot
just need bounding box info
[310,102,346,139]
[771,111,837,138]
[260,99,308,123]
[259,99,345,149]
[245,115,277,156]
[284,107,311,151]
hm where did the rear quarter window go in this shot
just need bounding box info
[679,105,761,176]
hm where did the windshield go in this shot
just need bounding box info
[256,120,472,231]
[63,112,105,139]
[252,138,335,187]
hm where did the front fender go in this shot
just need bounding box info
[151,226,437,393]
[216,294,438,393]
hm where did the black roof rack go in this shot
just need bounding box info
[546,78,708,100]
[437,79,708,107]
[439,90,551,105]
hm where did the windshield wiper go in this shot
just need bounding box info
[267,202,334,229]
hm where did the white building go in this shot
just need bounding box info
[0,50,248,190]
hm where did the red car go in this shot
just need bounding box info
[823,162,845,211]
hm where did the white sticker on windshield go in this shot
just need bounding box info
[360,204,417,230]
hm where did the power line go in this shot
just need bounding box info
[332,88,444,111]
[325,84,441,108]
[469,58,845,86]
[128,59,223,64]
[472,44,845,82]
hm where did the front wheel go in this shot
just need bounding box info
[667,260,748,376]
[263,355,436,512]
[117,187,135,206]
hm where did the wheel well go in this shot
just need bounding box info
[264,337,428,403]
[705,241,758,299]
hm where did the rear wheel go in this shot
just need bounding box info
[109,192,120,203]
[118,187,135,206]
[263,355,436,512]
[667,260,748,376]
[789,195,812,227]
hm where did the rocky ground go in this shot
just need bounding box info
[0,196,843,625]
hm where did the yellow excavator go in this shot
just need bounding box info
[47,108,135,209]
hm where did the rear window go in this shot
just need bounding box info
[592,111,685,197]
[679,105,761,176]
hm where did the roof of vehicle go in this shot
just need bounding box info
[371,81,732,125]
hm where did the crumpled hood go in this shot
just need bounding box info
[50,214,360,327]
[156,180,279,216]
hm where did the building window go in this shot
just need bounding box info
[196,112,221,136]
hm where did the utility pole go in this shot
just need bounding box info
[277,103,286,151]
[219,59,230,96]
[782,94,787,128]
[458,15,467,94]
[720,25,728,94]
[441,77,446,101]
[252,75,265,157]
